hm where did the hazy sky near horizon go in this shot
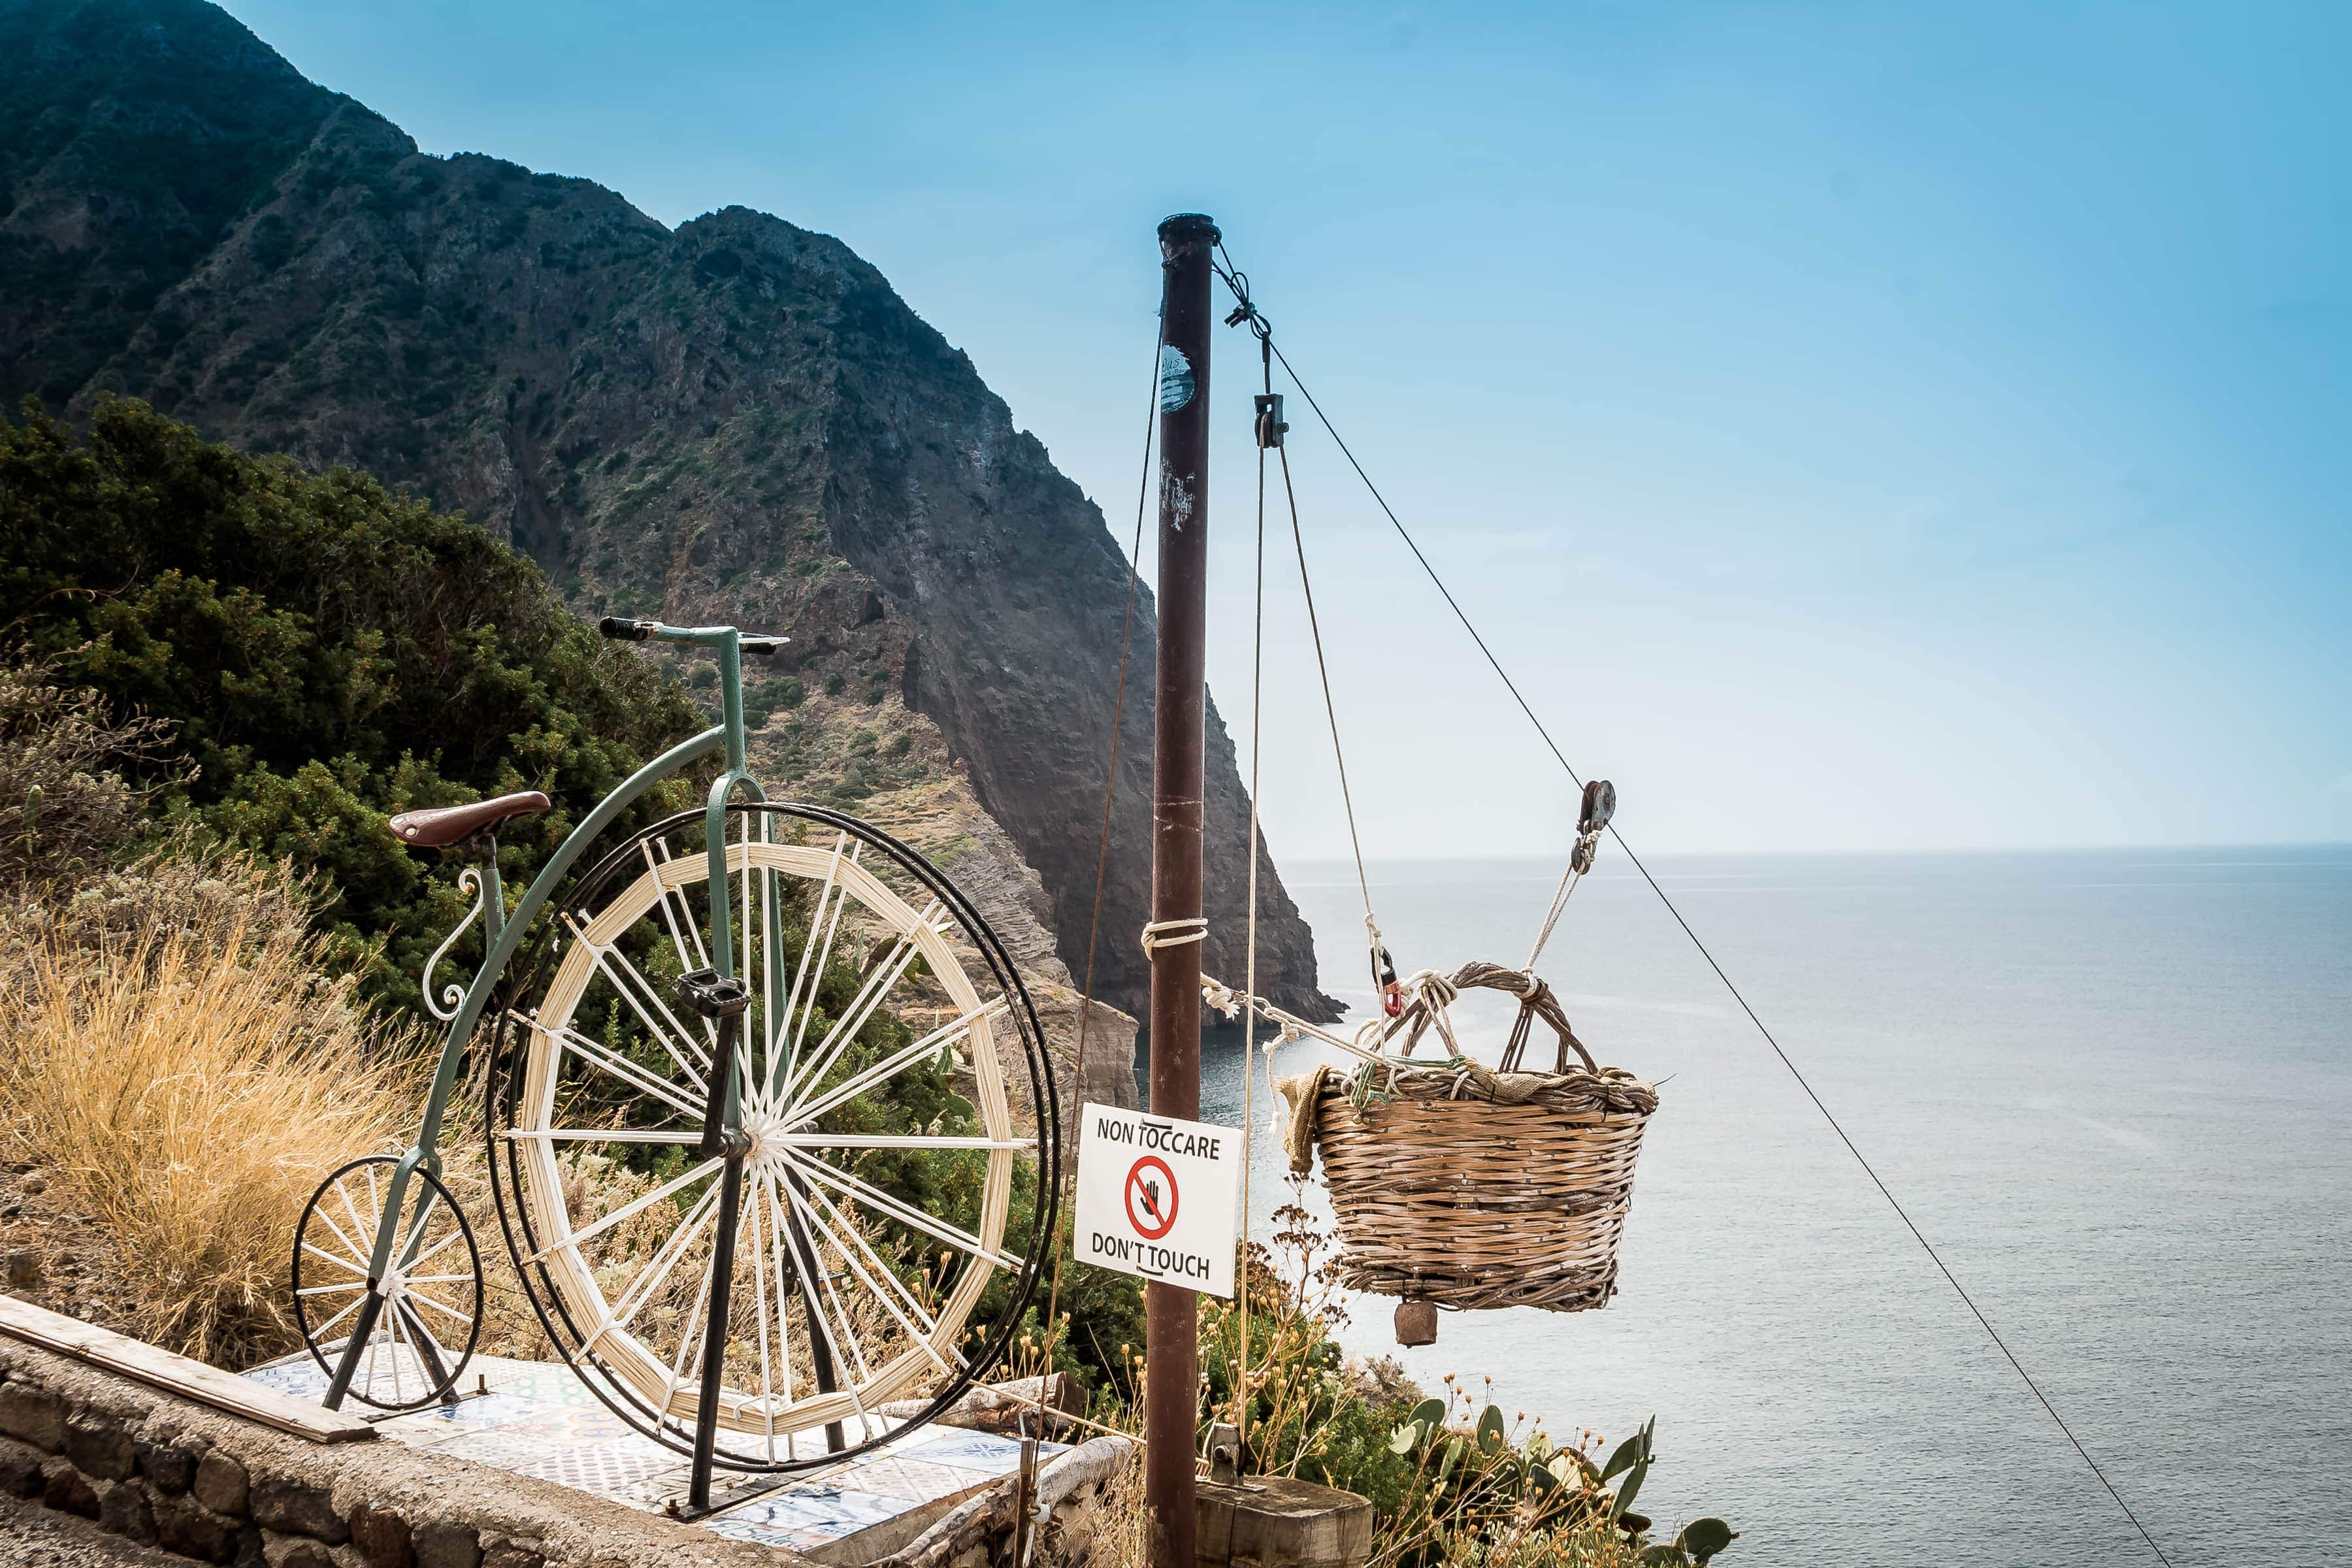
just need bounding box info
[219,1,2349,858]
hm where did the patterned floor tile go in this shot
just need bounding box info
[890,1427,1065,1475]
[433,1431,681,1499]
[243,1347,1040,1549]
[373,1391,546,1445]
[822,1455,996,1506]
[712,1486,907,1540]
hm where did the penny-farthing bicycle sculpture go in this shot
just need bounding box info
[290,619,1059,1511]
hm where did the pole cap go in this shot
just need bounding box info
[1158,212,1221,252]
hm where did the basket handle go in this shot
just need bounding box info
[1452,960,1599,1075]
[1371,961,1597,1075]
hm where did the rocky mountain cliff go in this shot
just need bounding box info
[0,0,1336,1024]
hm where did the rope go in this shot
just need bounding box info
[1524,860,1581,970]
[1041,318,1163,1352]
[1138,917,1207,956]
[1233,337,1273,1458]
[1219,250,1390,983]
[1208,249,2175,1568]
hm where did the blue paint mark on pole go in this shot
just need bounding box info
[1157,344,1194,414]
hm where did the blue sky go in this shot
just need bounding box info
[219,1,2349,857]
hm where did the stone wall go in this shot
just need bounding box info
[872,1436,1134,1568]
[0,1332,790,1567]
[0,1324,1141,1568]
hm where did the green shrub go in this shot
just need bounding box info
[0,398,701,1011]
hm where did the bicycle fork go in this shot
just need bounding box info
[678,968,844,1514]
[320,1156,456,1412]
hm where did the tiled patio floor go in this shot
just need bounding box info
[246,1350,1060,1556]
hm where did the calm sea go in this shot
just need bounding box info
[1154,847,2352,1567]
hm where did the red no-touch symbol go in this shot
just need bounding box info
[1124,1156,1179,1240]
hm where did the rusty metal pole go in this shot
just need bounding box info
[1146,210,1217,1568]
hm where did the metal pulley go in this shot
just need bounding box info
[1579,778,1616,835]
[1570,778,1614,872]
[1254,392,1286,448]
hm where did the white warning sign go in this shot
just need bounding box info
[1073,1103,1241,1298]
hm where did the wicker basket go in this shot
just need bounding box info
[1299,962,1658,1314]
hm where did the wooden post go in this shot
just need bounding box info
[1145,210,1218,1568]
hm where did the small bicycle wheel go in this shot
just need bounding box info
[293,1155,483,1412]
[489,802,1058,1471]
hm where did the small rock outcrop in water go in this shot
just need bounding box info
[0,0,1338,1023]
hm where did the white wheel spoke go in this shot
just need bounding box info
[297,1281,368,1297]
[386,1310,407,1404]
[404,1279,472,1321]
[766,835,847,1099]
[404,1224,468,1273]
[650,840,715,975]
[604,1181,724,1331]
[523,1156,721,1264]
[398,1298,456,1371]
[566,913,713,1085]
[310,1294,368,1337]
[548,1024,706,1121]
[758,849,786,1100]
[503,1127,702,1144]
[777,1147,1021,1270]
[777,1132,1036,1152]
[301,1240,370,1277]
[311,1209,371,1273]
[396,1185,442,1271]
[781,909,939,1107]
[782,843,860,1081]
[781,928,918,1105]
[335,1179,374,1256]
[788,998,1006,1132]
[747,1164,777,1444]
[808,1209,875,1385]
[760,1175,802,1412]
[792,1175,956,1375]
[740,813,756,997]
[402,1288,475,1331]
[667,1229,718,1397]
[771,1173,875,1394]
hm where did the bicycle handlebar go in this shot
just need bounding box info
[598,617,787,657]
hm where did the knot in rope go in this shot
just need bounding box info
[1408,968,1460,1010]
[1503,967,1556,1012]
[1201,978,1243,1019]
[1140,917,1208,958]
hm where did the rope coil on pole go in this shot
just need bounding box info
[1138,917,1209,956]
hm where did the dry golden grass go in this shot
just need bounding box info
[1084,1433,1154,1568]
[0,844,423,1367]
[0,653,174,888]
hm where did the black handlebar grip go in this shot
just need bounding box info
[598,617,655,642]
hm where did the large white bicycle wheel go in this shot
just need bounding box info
[489,802,1057,1471]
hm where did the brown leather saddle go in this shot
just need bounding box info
[386,790,550,849]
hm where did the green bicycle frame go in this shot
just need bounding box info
[356,622,764,1285]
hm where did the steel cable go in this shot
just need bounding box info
[1209,250,2175,1567]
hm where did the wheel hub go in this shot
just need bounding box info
[738,1107,788,1175]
